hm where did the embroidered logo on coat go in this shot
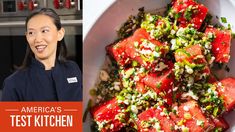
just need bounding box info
[67,77,78,83]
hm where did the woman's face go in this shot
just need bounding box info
[26,14,64,62]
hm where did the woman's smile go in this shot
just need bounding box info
[35,45,47,53]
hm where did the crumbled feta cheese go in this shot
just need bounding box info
[114,81,121,85]
[160,112,165,116]
[97,120,108,130]
[139,67,145,73]
[117,99,123,103]
[176,27,184,36]
[114,85,120,91]
[131,105,138,114]
[134,41,139,47]
[110,124,114,129]
[153,51,160,58]
[149,15,154,22]
[139,49,152,55]
[187,76,194,87]
[109,87,114,90]
[124,100,129,105]
[156,62,168,71]
[183,106,189,111]
[182,90,199,100]
[134,76,140,82]
[171,29,176,35]
[196,120,204,126]
[209,56,215,64]
[170,39,177,50]
[185,65,194,74]
[147,42,156,50]
[173,87,178,92]
[173,106,178,111]
[153,121,161,130]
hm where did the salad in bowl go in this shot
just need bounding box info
[83,0,235,131]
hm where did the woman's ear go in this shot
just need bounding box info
[58,27,65,41]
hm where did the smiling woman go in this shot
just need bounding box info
[1,8,82,101]
[26,14,65,70]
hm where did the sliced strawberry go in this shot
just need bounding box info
[205,27,231,63]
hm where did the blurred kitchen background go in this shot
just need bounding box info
[0,0,82,99]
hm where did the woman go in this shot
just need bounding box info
[1,8,82,101]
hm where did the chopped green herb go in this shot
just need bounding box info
[117,7,145,40]
[225,65,230,72]
[184,7,193,21]
[199,13,213,32]
[221,17,227,23]
[175,13,181,19]
[213,107,219,117]
[217,63,224,69]
[155,46,160,52]
[156,82,162,89]
[228,24,231,30]
[132,61,138,67]
[214,128,223,132]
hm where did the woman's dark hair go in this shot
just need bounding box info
[20,8,67,69]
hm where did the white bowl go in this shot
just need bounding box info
[83,0,235,131]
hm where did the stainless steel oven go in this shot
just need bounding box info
[0,0,82,95]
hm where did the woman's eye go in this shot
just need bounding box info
[28,31,34,36]
[42,29,49,33]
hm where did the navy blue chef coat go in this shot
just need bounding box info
[1,58,82,101]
